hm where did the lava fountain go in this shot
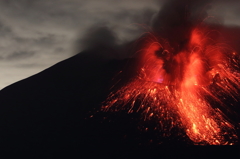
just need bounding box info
[102,24,239,145]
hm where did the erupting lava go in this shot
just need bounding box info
[102,25,239,145]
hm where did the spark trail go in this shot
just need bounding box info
[102,26,239,145]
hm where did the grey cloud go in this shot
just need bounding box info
[32,34,60,47]
[0,34,63,61]
[1,0,158,31]
[0,0,159,57]
[209,0,240,26]
[54,47,65,53]
[0,20,12,36]
[6,51,35,60]
[14,63,44,68]
[13,33,64,46]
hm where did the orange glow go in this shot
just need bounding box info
[102,26,239,145]
[190,29,202,45]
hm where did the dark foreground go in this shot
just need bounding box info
[0,49,239,158]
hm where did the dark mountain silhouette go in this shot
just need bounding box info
[0,28,240,158]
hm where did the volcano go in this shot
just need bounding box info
[1,0,240,157]
[0,26,239,157]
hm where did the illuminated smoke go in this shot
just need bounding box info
[101,0,240,145]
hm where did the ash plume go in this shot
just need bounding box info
[151,0,211,53]
[102,0,240,145]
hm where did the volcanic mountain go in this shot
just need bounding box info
[0,0,240,156]
[0,33,239,157]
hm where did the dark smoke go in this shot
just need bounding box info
[81,26,117,50]
[79,26,121,60]
[76,0,240,60]
[152,0,211,29]
[150,0,212,54]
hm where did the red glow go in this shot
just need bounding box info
[102,26,239,145]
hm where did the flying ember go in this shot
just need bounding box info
[102,25,239,145]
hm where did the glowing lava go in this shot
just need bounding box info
[102,26,239,145]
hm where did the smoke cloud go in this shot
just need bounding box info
[79,0,240,60]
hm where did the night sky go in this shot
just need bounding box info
[0,0,240,89]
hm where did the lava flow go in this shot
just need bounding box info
[102,25,240,145]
